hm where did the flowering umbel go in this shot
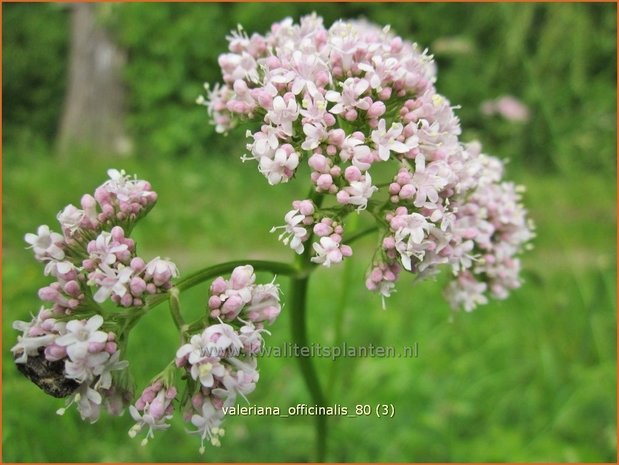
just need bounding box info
[13,170,283,452]
[201,15,534,310]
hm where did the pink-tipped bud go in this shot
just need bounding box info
[130,277,147,296]
[313,222,332,237]
[210,277,227,295]
[88,341,106,353]
[297,200,315,216]
[208,295,222,309]
[344,166,362,182]
[344,109,358,121]
[230,265,255,290]
[383,237,396,249]
[328,128,346,146]
[399,184,415,199]
[367,101,386,119]
[316,174,333,190]
[308,153,329,172]
[378,87,392,100]
[336,190,350,204]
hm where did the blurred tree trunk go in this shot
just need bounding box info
[57,3,131,156]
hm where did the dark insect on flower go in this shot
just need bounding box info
[15,351,79,398]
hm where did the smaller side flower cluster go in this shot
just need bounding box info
[127,266,281,453]
[272,200,353,267]
[25,169,178,316]
[14,169,177,421]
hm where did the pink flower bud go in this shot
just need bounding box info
[89,341,106,353]
[105,341,118,353]
[130,277,147,296]
[367,101,386,118]
[308,153,329,172]
[344,109,358,121]
[313,222,332,237]
[297,200,315,216]
[328,129,346,146]
[208,295,222,309]
[230,265,255,289]
[344,166,362,182]
[378,87,392,100]
[316,174,333,190]
[336,191,350,204]
[399,184,415,199]
[383,237,396,249]
[210,277,227,295]
[44,344,67,361]
[120,293,133,307]
[222,295,244,319]
[371,268,383,282]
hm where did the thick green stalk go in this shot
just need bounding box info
[289,268,328,462]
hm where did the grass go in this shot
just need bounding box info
[2,146,616,462]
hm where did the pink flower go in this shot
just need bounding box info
[311,236,352,267]
[325,77,371,115]
[258,146,299,185]
[371,119,411,161]
[266,96,299,135]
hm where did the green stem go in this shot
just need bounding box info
[289,270,327,462]
[344,226,379,245]
[168,287,185,333]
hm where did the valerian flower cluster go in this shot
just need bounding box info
[130,265,281,452]
[13,170,282,453]
[201,15,534,310]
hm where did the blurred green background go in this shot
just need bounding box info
[2,3,617,462]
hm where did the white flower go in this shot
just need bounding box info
[89,231,129,266]
[91,263,134,303]
[245,128,279,159]
[59,384,103,424]
[266,96,299,135]
[410,155,449,207]
[95,351,129,390]
[325,77,370,115]
[258,147,299,185]
[55,314,109,362]
[57,205,85,236]
[392,213,432,271]
[371,119,411,161]
[189,398,225,452]
[343,173,378,211]
[212,358,259,405]
[64,350,110,383]
[311,237,345,267]
[24,225,65,262]
[271,51,329,97]
[301,122,328,151]
[340,136,372,171]
[270,209,307,254]
[444,272,488,311]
